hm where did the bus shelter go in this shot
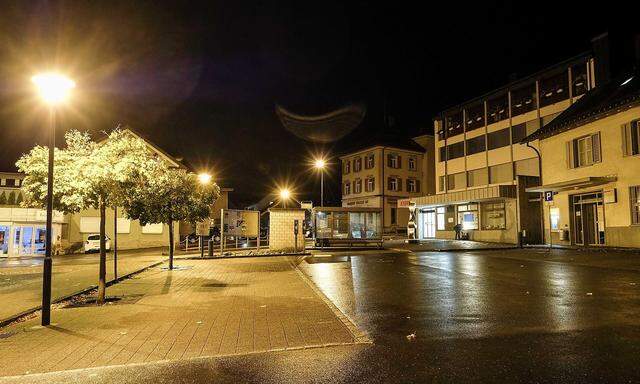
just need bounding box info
[312,207,382,248]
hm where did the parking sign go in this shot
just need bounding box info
[544,191,554,202]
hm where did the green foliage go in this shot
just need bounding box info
[7,191,16,205]
[15,193,23,205]
[0,192,6,205]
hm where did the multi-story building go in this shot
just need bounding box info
[340,134,435,232]
[404,45,603,244]
[0,128,231,257]
[523,68,640,247]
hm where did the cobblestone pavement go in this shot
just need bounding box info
[0,257,356,377]
[0,250,165,321]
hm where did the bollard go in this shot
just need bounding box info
[208,239,214,257]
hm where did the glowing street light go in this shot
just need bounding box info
[280,188,291,200]
[198,172,212,184]
[32,72,75,326]
[314,157,327,207]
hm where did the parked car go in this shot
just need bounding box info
[84,234,111,253]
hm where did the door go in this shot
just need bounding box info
[12,226,38,256]
[422,211,436,238]
[571,192,604,246]
[582,203,597,246]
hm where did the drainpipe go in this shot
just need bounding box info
[526,141,545,245]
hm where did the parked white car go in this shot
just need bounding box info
[84,234,111,253]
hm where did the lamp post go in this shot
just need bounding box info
[197,173,212,257]
[314,158,326,207]
[32,73,75,326]
[279,188,291,208]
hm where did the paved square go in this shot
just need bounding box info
[0,257,356,377]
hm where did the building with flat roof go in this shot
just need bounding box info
[403,38,607,244]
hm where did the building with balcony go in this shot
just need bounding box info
[340,134,435,232]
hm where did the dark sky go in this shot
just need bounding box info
[0,1,634,207]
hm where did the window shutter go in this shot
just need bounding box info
[592,132,601,163]
[397,155,402,168]
[387,177,392,190]
[397,178,402,191]
[387,155,391,167]
[622,123,631,156]
[566,140,575,169]
[416,180,421,193]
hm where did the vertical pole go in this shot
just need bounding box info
[320,171,324,207]
[257,214,261,250]
[548,203,553,252]
[220,209,224,256]
[41,107,55,326]
[200,235,204,258]
[113,206,118,279]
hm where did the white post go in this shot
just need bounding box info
[220,208,224,256]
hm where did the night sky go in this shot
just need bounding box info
[0,1,634,207]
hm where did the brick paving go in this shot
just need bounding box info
[0,257,356,377]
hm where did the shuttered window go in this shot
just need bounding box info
[566,132,601,168]
[622,120,640,156]
[631,186,640,225]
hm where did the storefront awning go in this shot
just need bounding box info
[406,185,517,208]
[525,176,616,193]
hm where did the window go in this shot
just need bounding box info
[567,132,601,168]
[465,104,485,131]
[540,71,569,107]
[390,208,397,225]
[387,154,401,168]
[571,63,589,97]
[354,179,362,193]
[457,204,479,230]
[343,160,351,174]
[525,118,541,136]
[622,119,640,156]
[344,182,351,195]
[365,154,375,169]
[467,168,489,187]
[408,157,417,170]
[5,179,15,187]
[436,207,446,230]
[550,207,560,230]
[388,177,401,191]
[487,128,511,150]
[407,179,420,193]
[466,135,486,155]
[354,157,362,172]
[446,111,464,137]
[514,158,539,176]
[447,141,465,160]
[489,163,514,184]
[439,146,447,162]
[481,202,506,230]
[511,123,527,144]
[487,94,508,124]
[365,177,375,192]
[438,176,446,192]
[447,172,466,190]
[630,186,640,225]
[511,83,537,116]
[332,212,349,239]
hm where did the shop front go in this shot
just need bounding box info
[0,208,65,257]
[405,185,521,244]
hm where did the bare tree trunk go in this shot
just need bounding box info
[168,218,174,270]
[97,197,107,304]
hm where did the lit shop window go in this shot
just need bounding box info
[457,204,478,230]
[436,207,446,230]
[550,207,560,230]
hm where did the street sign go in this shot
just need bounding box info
[544,191,554,202]
[195,221,210,236]
[300,201,313,210]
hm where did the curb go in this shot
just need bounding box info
[176,252,311,260]
[0,259,166,329]
[288,257,372,345]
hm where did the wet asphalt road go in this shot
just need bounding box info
[2,249,640,383]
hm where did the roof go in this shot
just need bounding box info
[106,127,187,170]
[435,51,593,119]
[523,70,640,141]
[339,132,426,158]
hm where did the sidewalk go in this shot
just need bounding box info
[0,250,165,322]
[0,257,357,377]
[386,238,516,252]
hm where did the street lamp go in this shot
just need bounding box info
[32,72,75,326]
[198,172,212,184]
[314,158,326,207]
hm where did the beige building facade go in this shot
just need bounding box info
[524,73,640,248]
[340,135,434,232]
[406,51,600,244]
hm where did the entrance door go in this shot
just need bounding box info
[0,225,9,257]
[12,226,37,256]
[572,192,604,246]
[422,211,436,238]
